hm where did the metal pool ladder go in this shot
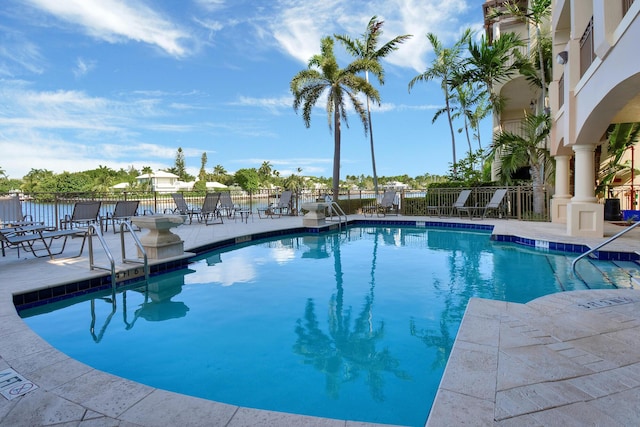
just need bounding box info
[87,222,149,290]
[326,202,348,231]
[572,221,640,283]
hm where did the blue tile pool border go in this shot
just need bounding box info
[13,220,639,311]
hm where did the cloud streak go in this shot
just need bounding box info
[24,0,191,57]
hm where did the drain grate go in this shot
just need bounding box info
[577,297,636,309]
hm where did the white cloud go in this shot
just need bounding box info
[0,27,45,75]
[193,0,227,12]
[231,95,292,113]
[267,0,479,72]
[72,57,96,77]
[24,0,191,57]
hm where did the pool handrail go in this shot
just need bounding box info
[571,220,640,283]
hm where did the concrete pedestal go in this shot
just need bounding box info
[131,215,186,259]
[567,202,604,238]
[302,202,329,227]
[551,196,571,224]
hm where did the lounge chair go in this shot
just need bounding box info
[103,200,140,233]
[201,192,223,225]
[169,193,201,224]
[443,189,472,218]
[457,188,508,219]
[60,201,101,230]
[218,192,239,219]
[0,196,35,227]
[363,190,399,217]
[0,225,87,259]
[258,190,292,218]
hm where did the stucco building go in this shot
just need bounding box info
[484,0,640,237]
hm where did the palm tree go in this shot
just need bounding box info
[335,17,411,195]
[291,36,380,200]
[409,29,472,176]
[463,32,525,131]
[451,81,490,153]
[258,161,272,184]
[597,122,640,199]
[490,112,552,215]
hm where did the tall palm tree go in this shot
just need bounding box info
[409,29,472,176]
[335,17,411,195]
[291,36,380,200]
[490,112,552,215]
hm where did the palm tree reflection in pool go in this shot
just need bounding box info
[293,232,410,401]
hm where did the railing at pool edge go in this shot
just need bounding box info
[571,220,640,285]
[87,222,149,291]
[326,202,348,231]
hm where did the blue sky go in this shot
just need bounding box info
[0,0,490,181]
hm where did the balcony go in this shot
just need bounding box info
[623,0,636,16]
[580,17,595,77]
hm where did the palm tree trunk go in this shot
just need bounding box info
[333,104,341,201]
[536,25,547,115]
[444,89,457,174]
[367,97,379,196]
[364,71,379,196]
[531,163,545,215]
[464,116,472,154]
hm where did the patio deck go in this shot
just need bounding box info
[1,214,640,426]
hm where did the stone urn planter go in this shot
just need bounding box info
[131,215,186,259]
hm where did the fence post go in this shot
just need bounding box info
[516,187,522,220]
[153,191,158,214]
[54,193,60,230]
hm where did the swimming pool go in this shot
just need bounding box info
[19,226,622,426]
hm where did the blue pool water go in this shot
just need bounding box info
[20,226,620,426]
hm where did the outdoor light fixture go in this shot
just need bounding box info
[530,100,536,112]
[556,51,568,65]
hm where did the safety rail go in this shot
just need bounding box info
[571,221,640,283]
[87,224,117,290]
[326,201,348,231]
[87,222,149,292]
[119,222,149,282]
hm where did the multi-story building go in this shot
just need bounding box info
[485,0,640,237]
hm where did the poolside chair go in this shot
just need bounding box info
[272,190,293,218]
[259,190,292,218]
[448,190,472,218]
[59,201,101,230]
[363,190,399,217]
[457,188,508,219]
[103,200,140,233]
[0,225,87,259]
[218,192,239,219]
[0,196,35,227]
[200,192,223,225]
[169,193,201,224]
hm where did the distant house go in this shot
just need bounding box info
[382,181,409,190]
[135,171,194,193]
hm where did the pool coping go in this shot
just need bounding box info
[3,216,640,426]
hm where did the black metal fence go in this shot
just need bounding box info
[2,186,553,229]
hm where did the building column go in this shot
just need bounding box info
[551,155,572,223]
[567,144,603,237]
